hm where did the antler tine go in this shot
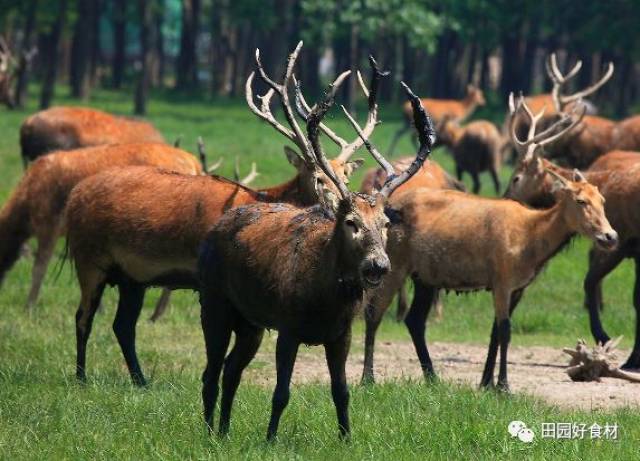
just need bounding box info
[508,94,545,150]
[245,72,297,145]
[293,74,348,148]
[337,55,389,162]
[241,162,260,185]
[306,71,353,200]
[537,104,586,148]
[197,136,208,171]
[378,82,436,198]
[561,62,614,105]
[254,41,316,163]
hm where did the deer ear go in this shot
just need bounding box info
[284,146,304,170]
[573,169,587,183]
[344,158,364,177]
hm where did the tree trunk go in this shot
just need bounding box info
[500,33,522,99]
[154,3,165,87]
[112,0,126,89]
[134,0,152,115]
[175,0,201,89]
[70,0,95,99]
[40,0,68,109]
[89,0,102,86]
[15,0,38,108]
[347,22,359,112]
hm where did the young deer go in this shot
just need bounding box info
[20,106,165,167]
[65,42,384,386]
[388,84,485,154]
[438,117,504,194]
[0,143,201,309]
[360,95,617,390]
[198,74,435,439]
[504,149,640,370]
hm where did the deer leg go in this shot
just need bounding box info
[481,288,522,389]
[325,327,352,439]
[25,234,56,310]
[489,167,501,194]
[395,282,408,322]
[471,171,481,194]
[361,302,386,385]
[75,269,107,383]
[404,279,438,379]
[148,288,172,322]
[266,332,299,441]
[112,279,147,386]
[456,165,463,181]
[584,247,625,345]
[218,317,264,436]
[622,256,640,370]
[201,292,234,433]
[386,123,411,156]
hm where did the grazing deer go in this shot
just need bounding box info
[65,43,384,386]
[388,84,485,154]
[438,117,504,194]
[504,150,640,370]
[360,157,464,323]
[0,143,202,309]
[361,95,617,390]
[19,106,165,167]
[198,64,435,439]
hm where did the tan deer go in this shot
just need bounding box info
[388,84,485,154]
[65,42,385,386]
[0,143,202,309]
[198,74,435,439]
[504,149,640,371]
[360,94,617,390]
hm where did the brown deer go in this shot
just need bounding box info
[504,150,640,370]
[360,95,617,390]
[20,106,165,167]
[588,150,639,171]
[0,36,17,108]
[360,157,464,323]
[198,75,435,440]
[387,84,485,154]
[0,143,202,309]
[65,42,384,386]
[438,117,504,193]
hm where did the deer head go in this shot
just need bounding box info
[466,84,486,107]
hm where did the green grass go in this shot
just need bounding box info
[0,86,638,459]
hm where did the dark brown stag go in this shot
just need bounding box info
[65,42,385,386]
[198,71,435,439]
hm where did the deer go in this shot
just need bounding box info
[64,42,385,387]
[387,84,485,155]
[198,69,435,440]
[504,54,612,165]
[359,94,618,390]
[19,106,166,168]
[0,36,18,108]
[0,143,202,310]
[504,148,640,371]
[437,117,504,194]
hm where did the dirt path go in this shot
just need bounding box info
[246,338,640,410]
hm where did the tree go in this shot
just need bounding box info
[134,0,152,115]
[112,0,127,89]
[40,0,68,109]
[175,0,201,89]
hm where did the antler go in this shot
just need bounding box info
[509,92,585,159]
[234,157,259,185]
[546,53,614,112]
[342,82,436,198]
[294,55,389,162]
[0,36,16,73]
[196,137,223,174]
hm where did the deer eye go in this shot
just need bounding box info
[513,175,521,184]
[345,219,358,232]
[576,199,587,206]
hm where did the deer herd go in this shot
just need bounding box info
[1,39,640,440]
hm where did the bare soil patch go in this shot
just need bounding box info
[246,338,640,411]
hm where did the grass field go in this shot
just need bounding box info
[1,87,639,459]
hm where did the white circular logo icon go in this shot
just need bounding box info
[508,420,526,437]
[518,427,535,443]
[508,421,535,443]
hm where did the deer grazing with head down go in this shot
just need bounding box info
[198,66,435,439]
[505,143,640,372]
[387,84,485,154]
[19,106,166,168]
[65,42,384,387]
[360,94,617,390]
[0,143,202,309]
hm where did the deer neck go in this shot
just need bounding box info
[524,201,575,270]
[460,95,478,120]
[258,175,311,206]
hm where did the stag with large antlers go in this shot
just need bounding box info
[199,69,435,439]
[0,143,202,310]
[360,94,617,390]
[65,42,385,386]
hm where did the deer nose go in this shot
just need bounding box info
[362,256,390,287]
[596,230,618,250]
